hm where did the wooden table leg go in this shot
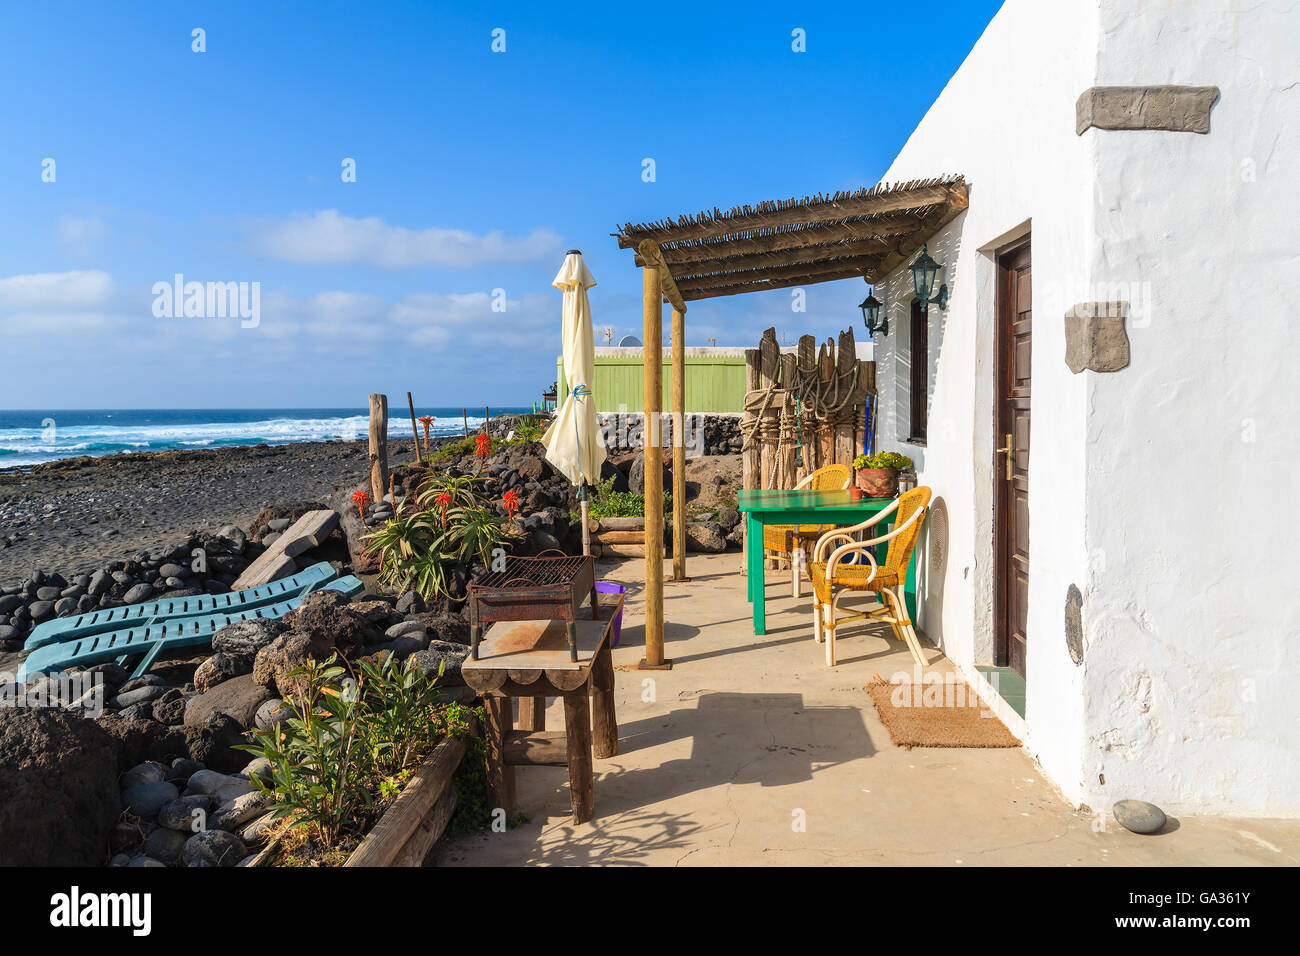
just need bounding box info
[484,695,515,818]
[590,643,618,759]
[518,695,546,731]
[562,689,594,824]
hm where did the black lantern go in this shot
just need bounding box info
[910,243,948,312]
[859,288,887,337]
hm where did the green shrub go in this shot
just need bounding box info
[853,451,914,471]
[238,652,478,849]
[575,476,671,522]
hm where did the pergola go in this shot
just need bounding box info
[612,175,968,668]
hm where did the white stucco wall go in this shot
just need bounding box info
[1079,0,1300,815]
[872,0,1100,804]
[871,0,1300,815]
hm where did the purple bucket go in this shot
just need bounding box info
[596,581,626,646]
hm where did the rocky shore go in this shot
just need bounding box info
[0,414,746,866]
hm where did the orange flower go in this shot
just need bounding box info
[434,491,453,524]
[351,490,372,520]
[475,432,491,458]
[502,489,520,517]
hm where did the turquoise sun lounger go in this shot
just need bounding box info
[24,561,344,651]
[16,574,365,683]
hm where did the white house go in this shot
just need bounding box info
[869,0,1299,816]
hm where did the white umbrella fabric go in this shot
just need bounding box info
[541,250,607,554]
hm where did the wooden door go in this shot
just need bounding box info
[995,239,1031,676]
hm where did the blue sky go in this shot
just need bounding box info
[0,0,1002,408]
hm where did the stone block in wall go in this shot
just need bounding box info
[1076,85,1220,135]
[1064,301,1131,374]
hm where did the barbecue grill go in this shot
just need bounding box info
[468,553,600,662]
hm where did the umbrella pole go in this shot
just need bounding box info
[580,484,591,557]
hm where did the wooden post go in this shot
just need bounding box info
[671,307,687,581]
[368,394,388,504]
[463,409,469,439]
[639,262,668,669]
[407,392,421,464]
[484,406,490,436]
[484,695,515,817]
[591,642,619,758]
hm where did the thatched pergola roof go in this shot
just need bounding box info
[614,175,968,301]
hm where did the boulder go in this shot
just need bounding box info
[408,640,469,685]
[0,709,120,865]
[210,789,273,831]
[254,698,289,732]
[158,795,213,832]
[120,761,168,790]
[210,618,287,664]
[282,592,380,653]
[142,826,187,865]
[122,780,179,816]
[193,652,252,693]
[185,675,274,730]
[685,521,728,554]
[96,715,189,770]
[181,829,247,867]
[252,630,334,700]
[183,714,247,774]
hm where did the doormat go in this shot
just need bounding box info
[865,675,1021,750]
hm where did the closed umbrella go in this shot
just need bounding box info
[542,249,607,555]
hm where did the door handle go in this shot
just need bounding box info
[996,432,1014,481]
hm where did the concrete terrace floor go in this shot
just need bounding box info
[435,552,1300,867]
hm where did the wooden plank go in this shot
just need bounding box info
[232,510,339,590]
[504,730,569,766]
[391,785,457,867]
[343,727,471,867]
[517,696,546,732]
[594,530,647,545]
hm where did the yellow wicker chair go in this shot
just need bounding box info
[808,486,931,668]
[760,463,852,598]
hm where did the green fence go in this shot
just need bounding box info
[557,351,746,413]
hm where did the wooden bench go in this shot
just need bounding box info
[461,592,622,825]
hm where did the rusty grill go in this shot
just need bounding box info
[468,553,599,662]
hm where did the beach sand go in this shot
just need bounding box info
[0,438,420,587]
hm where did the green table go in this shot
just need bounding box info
[738,489,917,635]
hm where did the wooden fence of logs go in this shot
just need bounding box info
[742,327,874,567]
[742,326,874,494]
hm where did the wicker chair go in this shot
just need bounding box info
[760,463,852,598]
[808,486,931,668]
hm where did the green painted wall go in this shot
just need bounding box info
[557,353,746,413]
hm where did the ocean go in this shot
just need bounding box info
[0,408,533,468]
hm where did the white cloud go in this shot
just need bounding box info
[58,216,108,256]
[248,210,563,270]
[0,270,114,309]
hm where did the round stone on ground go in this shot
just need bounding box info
[1113,799,1166,834]
[182,829,247,867]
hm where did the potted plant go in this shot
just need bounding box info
[852,451,914,498]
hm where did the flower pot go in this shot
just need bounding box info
[849,485,864,501]
[855,467,898,498]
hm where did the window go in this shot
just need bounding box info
[909,299,928,443]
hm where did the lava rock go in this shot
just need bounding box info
[123,583,154,604]
[408,640,469,685]
[685,521,728,554]
[210,618,287,665]
[97,715,189,770]
[252,630,332,699]
[120,761,168,790]
[0,710,120,865]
